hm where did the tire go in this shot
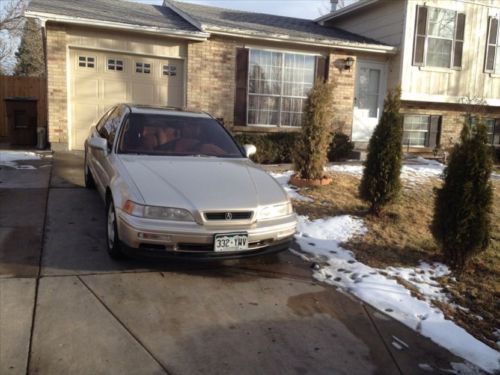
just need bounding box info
[84,151,95,189]
[106,199,125,260]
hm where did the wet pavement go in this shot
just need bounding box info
[0,151,477,374]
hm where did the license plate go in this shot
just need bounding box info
[214,233,248,252]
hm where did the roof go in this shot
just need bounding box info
[166,0,387,47]
[127,104,210,118]
[315,0,380,23]
[26,0,395,53]
[26,0,207,38]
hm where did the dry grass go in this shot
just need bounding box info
[293,172,500,349]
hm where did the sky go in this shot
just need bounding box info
[131,0,339,20]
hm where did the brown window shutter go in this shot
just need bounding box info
[428,115,441,148]
[452,13,465,68]
[494,119,500,145]
[485,17,498,73]
[234,48,249,126]
[413,5,427,66]
[315,56,329,83]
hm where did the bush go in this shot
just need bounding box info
[328,132,354,161]
[233,133,299,164]
[431,123,493,271]
[359,89,403,215]
[292,81,335,179]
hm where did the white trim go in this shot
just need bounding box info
[244,44,322,57]
[66,46,72,151]
[24,11,209,41]
[315,0,379,23]
[401,92,500,107]
[208,29,397,54]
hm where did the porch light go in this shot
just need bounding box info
[343,57,355,71]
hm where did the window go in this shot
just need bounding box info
[247,49,315,127]
[162,65,177,76]
[485,119,500,145]
[403,115,441,147]
[136,62,151,74]
[100,106,127,147]
[78,56,95,68]
[107,58,124,71]
[413,6,465,69]
[485,17,499,73]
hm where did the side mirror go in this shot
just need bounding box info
[88,137,108,153]
[243,144,257,158]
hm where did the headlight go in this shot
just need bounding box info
[123,201,194,222]
[257,202,293,220]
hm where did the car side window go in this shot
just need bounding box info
[102,106,126,148]
[96,107,114,137]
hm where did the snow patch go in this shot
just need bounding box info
[0,151,41,169]
[294,215,500,374]
[270,171,312,202]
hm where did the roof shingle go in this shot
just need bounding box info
[28,0,200,33]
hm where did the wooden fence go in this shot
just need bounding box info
[0,76,47,138]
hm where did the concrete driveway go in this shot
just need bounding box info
[0,151,475,374]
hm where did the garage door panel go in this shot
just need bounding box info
[70,49,184,150]
[131,83,155,105]
[73,79,99,102]
[102,80,128,101]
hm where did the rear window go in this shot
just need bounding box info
[117,114,244,158]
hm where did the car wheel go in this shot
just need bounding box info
[84,151,95,189]
[106,199,125,260]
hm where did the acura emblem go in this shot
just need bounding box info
[225,212,232,220]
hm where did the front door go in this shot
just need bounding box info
[352,61,387,142]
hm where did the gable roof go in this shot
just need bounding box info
[164,0,386,48]
[26,0,208,39]
[26,0,396,53]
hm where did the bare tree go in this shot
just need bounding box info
[0,0,28,74]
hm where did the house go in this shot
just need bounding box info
[318,0,500,150]
[25,0,397,151]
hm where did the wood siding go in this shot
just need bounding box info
[324,0,406,47]
[401,0,500,105]
[0,76,47,138]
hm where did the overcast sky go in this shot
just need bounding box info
[131,0,338,20]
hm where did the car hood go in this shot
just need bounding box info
[118,155,288,211]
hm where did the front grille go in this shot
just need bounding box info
[204,211,253,221]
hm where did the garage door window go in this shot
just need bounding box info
[136,62,151,74]
[108,59,124,71]
[162,65,177,76]
[78,56,95,68]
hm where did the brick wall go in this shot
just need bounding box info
[45,24,68,146]
[401,101,500,151]
[187,36,242,125]
[328,51,356,136]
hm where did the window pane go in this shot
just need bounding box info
[403,115,430,146]
[428,8,455,38]
[427,38,452,67]
[248,49,315,127]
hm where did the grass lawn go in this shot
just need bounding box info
[293,171,499,350]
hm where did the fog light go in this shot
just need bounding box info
[137,232,172,242]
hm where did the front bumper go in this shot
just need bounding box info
[116,210,297,259]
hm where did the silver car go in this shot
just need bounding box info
[84,104,297,260]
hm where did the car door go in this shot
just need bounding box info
[94,105,128,192]
[87,107,114,189]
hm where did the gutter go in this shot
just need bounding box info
[24,10,210,41]
[315,0,379,23]
[207,28,397,54]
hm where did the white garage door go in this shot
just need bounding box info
[69,49,184,150]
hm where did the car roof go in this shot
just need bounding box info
[125,104,213,118]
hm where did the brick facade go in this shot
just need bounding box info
[328,51,356,136]
[401,101,500,151]
[45,24,68,147]
[186,36,242,125]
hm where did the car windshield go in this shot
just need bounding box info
[117,113,244,157]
